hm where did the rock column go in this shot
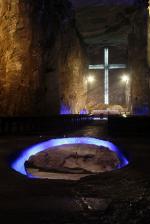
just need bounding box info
[128,3,150,115]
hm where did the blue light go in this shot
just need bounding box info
[60,103,71,115]
[133,105,150,116]
[11,137,129,178]
[80,109,88,114]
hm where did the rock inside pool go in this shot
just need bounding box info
[25,144,120,180]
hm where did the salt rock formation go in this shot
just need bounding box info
[129,3,149,114]
[25,144,120,179]
[0,0,87,116]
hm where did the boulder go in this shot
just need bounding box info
[25,144,120,180]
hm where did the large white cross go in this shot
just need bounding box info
[89,48,127,104]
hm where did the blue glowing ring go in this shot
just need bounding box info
[11,137,129,177]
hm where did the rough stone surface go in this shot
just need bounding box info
[25,144,120,180]
[0,0,87,116]
[128,6,150,114]
[58,25,87,114]
[148,0,150,66]
[70,0,147,46]
[147,0,150,108]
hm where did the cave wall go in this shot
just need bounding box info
[58,22,87,114]
[0,0,87,116]
[128,3,150,114]
[148,2,150,67]
[148,0,150,108]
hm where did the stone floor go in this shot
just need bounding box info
[0,120,150,223]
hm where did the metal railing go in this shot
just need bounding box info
[0,115,92,135]
[108,115,150,137]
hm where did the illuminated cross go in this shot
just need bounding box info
[89,48,127,104]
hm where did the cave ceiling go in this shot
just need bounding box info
[70,0,147,48]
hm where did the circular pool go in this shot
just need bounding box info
[11,137,129,180]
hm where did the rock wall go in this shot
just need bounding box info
[148,5,150,66]
[147,0,150,108]
[58,23,87,114]
[0,0,87,116]
[128,3,150,114]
